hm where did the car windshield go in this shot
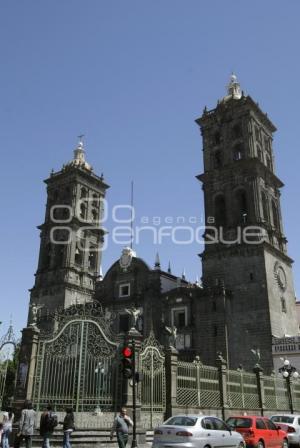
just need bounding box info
[227,418,252,428]
[164,416,198,426]
[271,416,294,424]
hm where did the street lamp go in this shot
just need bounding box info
[95,361,104,414]
[279,359,299,414]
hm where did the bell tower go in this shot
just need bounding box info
[196,75,299,371]
[29,138,109,323]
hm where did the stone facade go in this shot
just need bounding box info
[29,139,109,327]
[193,75,299,372]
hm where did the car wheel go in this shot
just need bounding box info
[282,439,288,448]
[238,442,245,448]
[257,440,264,448]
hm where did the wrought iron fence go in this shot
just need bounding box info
[292,381,300,411]
[176,358,300,413]
[177,360,221,408]
[227,370,260,409]
[26,311,300,420]
[263,375,289,410]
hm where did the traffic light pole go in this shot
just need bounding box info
[131,337,137,448]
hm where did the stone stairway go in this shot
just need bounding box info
[10,429,152,448]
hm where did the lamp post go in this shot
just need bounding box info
[95,361,104,414]
[279,359,299,414]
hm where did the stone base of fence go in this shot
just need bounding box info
[11,428,148,448]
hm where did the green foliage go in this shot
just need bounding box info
[1,344,19,410]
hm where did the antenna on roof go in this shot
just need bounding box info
[130,180,134,250]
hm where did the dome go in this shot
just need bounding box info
[65,138,93,172]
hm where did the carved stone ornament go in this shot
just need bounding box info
[274,262,287,291]
[119,247,136,271]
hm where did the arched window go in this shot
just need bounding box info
[214,151,222,168]
[215,195,227,227]
[261,192,269,222]
[255,126,261,142]
[80,203,86,219]
[92,193,99,207]
[235,189,248,223]
[272,201,280,230]
[264,138,269,150]
[91,209,98,222]
[233,144,243,161]
[88,247,97,270]
[75,244,83,265]
[80,187,87,198]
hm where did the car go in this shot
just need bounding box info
[226,415,288,448]
[152,414,245,448]
[270,415,300,447]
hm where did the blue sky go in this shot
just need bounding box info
[1,0,300,337]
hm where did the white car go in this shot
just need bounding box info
[270,415,300,447]
[152,414,245,448]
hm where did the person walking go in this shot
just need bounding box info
[110,408,133,448]
[2,410,14,448]
[39,404,57,448]
[15,400,36,448]
[61,408,75,448]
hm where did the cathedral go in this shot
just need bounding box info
[24,75,299,377]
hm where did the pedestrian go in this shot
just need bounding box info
[39,404,58,448]
[2,410,14,448]
[61,408,75,448]
[14,400,36,448]
[110,408,133,448]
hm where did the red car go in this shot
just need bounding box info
[226,416,288,448]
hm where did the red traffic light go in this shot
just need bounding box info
[122,346,133,358]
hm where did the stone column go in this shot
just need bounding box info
[165,345,178,419]
[216,353,229,420]
[253,364,265,416]
[14,325,40,411]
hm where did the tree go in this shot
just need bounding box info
[1,344,19,409]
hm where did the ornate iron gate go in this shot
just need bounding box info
[140,332,165,429]
[32,316,118,412]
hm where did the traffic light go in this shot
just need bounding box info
[121,345,134,378]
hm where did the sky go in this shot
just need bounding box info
[1,0,300,339]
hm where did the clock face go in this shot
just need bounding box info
[274,263,287,291]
